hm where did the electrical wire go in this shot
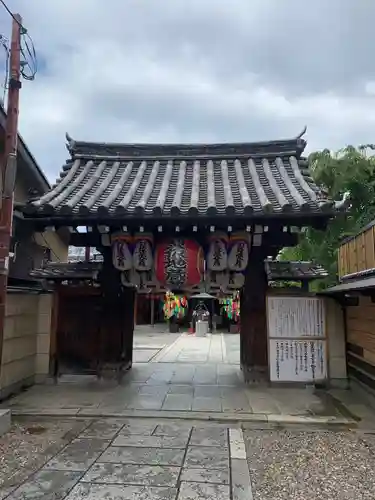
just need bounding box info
[0,34,9,103]
[0,0,38,81]
[33,232,61,263]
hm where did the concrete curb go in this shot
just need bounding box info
[9,408,357,427]
[0,409,11,436]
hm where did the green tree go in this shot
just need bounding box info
[280,145,375,290]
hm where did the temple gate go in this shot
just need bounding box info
[22,130,348,380]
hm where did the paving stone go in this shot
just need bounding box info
[178,481,230,499]
[181,468,230,485]
[167,385,195,395]
[247,398,280,414]
[138,385,169,397]
[99,446,185,466]
[126,396,165,410]
[190,427,228,447]
[82,462,180,487]
[0,409,11,437]
[65,482,177,499]
[162,395,193,411]
[222,397,252,412]
[44,438,110,471]
[194,386,222,397]
[119,420,158,435]
[192,397,222,412]
[231,458,253,500]
[6,470,82,500]
[153,423,193,437]
[78,419,125,439]
[184,446,229,470]
[0,486,15,500]
[113,434,189,449]
[133,349,160,363]
[229,429,246,459]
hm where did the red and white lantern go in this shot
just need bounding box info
[111,233,133,271]
[227,232,250,272]
[155,239,204,288]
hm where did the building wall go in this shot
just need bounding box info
[325,297,348,387]
[345,294,375,389]
[0,291,53,400]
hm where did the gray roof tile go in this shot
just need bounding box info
[23,134,337,219]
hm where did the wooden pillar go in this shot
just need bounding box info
[97,247,135,377]
[134,293,138,326]
[150,295,155,326]
[240,246,268,381]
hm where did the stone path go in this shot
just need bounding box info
[2,331,351,422]
[2,418,251,499]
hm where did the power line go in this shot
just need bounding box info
[0,0,38,81]
[0,0,23,27]
[0,34,9,103]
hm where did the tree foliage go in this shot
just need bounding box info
[280,145,375,289]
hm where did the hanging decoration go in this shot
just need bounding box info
[220,291,241,322]
[155,239,204,288]
[162,291,188,319]
[111,233,133,271]
[133,233,154,271]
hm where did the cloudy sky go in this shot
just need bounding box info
[1,0,375,182]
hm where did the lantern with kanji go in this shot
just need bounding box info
[111,232,133,271]
[133,233,153,271]
[227,232,250,272]
[155,239,204,288]
[207,231,228,271]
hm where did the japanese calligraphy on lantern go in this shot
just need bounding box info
[267,296,325,338]
[269,339,327,382]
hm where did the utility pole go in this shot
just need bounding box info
[0,14,22,376]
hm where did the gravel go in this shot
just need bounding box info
[0,418,89,496]
[244,429,375,500]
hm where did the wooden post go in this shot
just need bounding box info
[0,14,22,378]
[97,247,135,377]
[240,247,268,381]
[150,295,155,326]
[133,292,137,326]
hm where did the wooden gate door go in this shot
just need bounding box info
[99,288,135,372]
[56,289,102,374]
[55,286,135,376]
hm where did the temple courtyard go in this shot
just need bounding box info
[1,326,375,499]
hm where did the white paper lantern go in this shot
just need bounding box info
[112,234,133,271]
[133,234,153,271]
[227,232,250,272]
[207,232,228,271]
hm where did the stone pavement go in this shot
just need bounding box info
[1,331,354,424]
[1,418,251,499]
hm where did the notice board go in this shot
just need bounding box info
[267,296,327,383]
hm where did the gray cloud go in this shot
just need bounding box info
[1,0,375,181]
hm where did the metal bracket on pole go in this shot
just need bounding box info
[4,153,17,197]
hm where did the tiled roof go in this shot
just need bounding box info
[30,261,102,280]
[23,131,346,219]
[265,260,328,281]
[31,259,327,282]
